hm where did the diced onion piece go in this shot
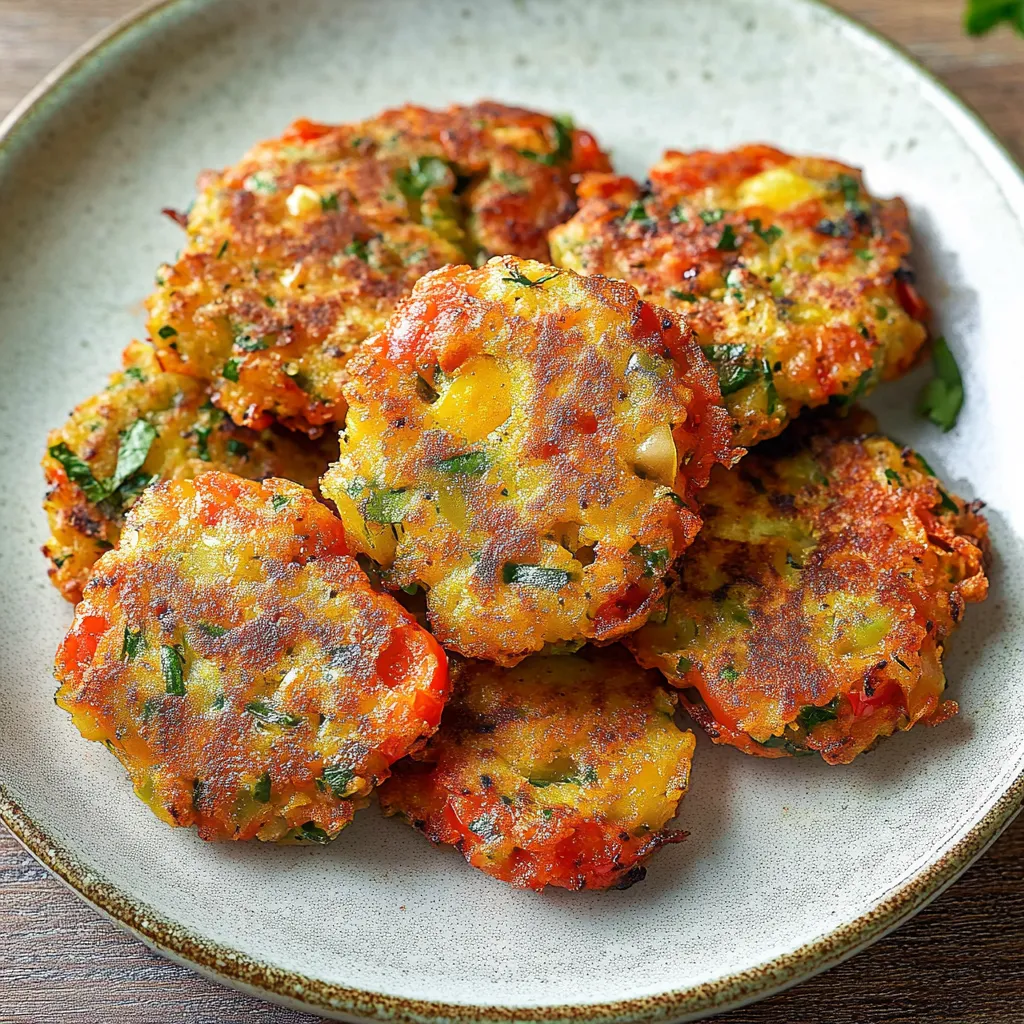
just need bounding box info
[286,184,322,217]
[635,424,678,485]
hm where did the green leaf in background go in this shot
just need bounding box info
[917,337,964,432]
[964,0,1024,35]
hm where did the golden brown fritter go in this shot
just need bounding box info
[42,340,333,604]
[148,103,610,433]
[549,145,929,447]
[379,647,694,891]
[54,473,450,842]
[321,256,738,666]
[627,414,989,764]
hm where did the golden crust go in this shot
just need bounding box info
[41,340,334,604]
[626,414,990,764]
[379,646,694,891]
[549,145,929,446]
[148,103,610,433]
[321,256,738,666]
[54,473,450,842]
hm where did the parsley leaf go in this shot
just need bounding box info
[502,266,560,288]
[121,626,144,662]
[436,452,489,475]
[365,488,412,524]
[323,764,355,797]
[917,336,964,431]
[253,772,272,803]
[245,701,302,728]
[395,156,450,201]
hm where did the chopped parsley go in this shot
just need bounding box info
[121,626,144,662]
[226,438,248,458]
[467,813,502,841]
[296,821,331,844]
[884,468,902,487]
[344,239,369,261]
[748,218,782,244]
[502,266,560,288]
[676,655,693,675]
[669,204,689,224]
[395,155,450,201]
[699,209,724,225]
[720,666,739,683]
[216,240,229,259]
[320,192,339,212]
[48,418,157,508]
[623,198,653,225]
[519,114,574,166]
[222,359,241,382]
[244,701,302,728]
[701,343,762,396]
[670,289,699,302]
[716,224,740,251]
[797,697,840,730]
[271,494,292,511]
[253,772,272,804]
[157,325,177,339]
[365,488,412,524]
[322,764,355,797]
[199,622,229,637]
[630,543,670,577]
[436,451,488,475]
[917,336,964,431]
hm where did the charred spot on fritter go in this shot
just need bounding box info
[379,646,694,891]
[321,256,738,666]
[549,145,929,447]
[54,473,449,841]
[41,340,334,604]
[148,103,610,433]
[626,414,989,764]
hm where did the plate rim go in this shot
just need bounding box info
[2,1,1023,1021]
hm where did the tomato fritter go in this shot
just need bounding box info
[321,256,737,666]
[148,103,610,433]
[627,416,989,764]
[549,145,929,446]
[379,647,694,891]
[54,473,449,842]
[42,340,333,604]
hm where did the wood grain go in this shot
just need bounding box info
[1,1,1022,1021]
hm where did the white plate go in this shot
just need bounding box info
[2,1,1023,1021]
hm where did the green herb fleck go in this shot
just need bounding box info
[253,772,272,803]
[271,494,292,511]
[365,488,412,524]
[321,192,339,212]
[937,488,959,514]
[226,438,249,458]
[437,451,489,475]
[467,814,501,841]
[121,626,144,662]
[676,655,693,675]
[717,224,740,251]
[630,543,670,577]
[720,666,740,683]
[623,198,653,224]
[244,701,302,728]
[199,622,228,638]
[161,644,186,696]
[670,289,699,302]
[323,764,355,797]
[669,204,689,224]
[749,218,782,244]
[700,209,724,225]
[917,336,964,431]
[222,359,241,382]
[296,821,331,844]
[396,155,450,200]
[158,325,177,339]
[344,239,369,261]
[884,468,902,487]
[797,697,840,730]
[216,240,229,259]
[502,266,560,288]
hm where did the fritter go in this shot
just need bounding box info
[549,145,929,446]
[147,103,610,433]
[626,415,989,764]
[379,646,694,891]
[42,340,333,604]
[53,472,449,842]
[320,256,737,666]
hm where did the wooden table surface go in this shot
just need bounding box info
[1,1,1022,1021]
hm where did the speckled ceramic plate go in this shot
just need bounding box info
[2,0,1024,1020]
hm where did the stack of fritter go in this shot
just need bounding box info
[47,104,989,894]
